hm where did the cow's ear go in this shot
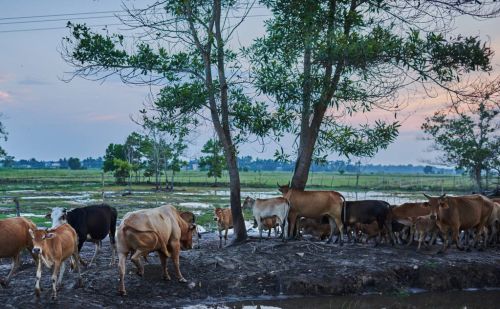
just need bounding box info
[29,229,35,239]
[44,233,56,239]
[45,212,51,219]
[61,213,67,221]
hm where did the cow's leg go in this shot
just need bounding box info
[170,242,186,283]
[417,231,425,251]
[158,251,171,281]
[474,226,486,251]
[489,223,497,245]
[437,226,449,254]
[34,257,42,297]
[130,250,145,277]
[267,227,271,239]
[56,261,66,289]
[327,216,341,245]
[118,252,127,296]
[407,225,415,247]
[287,213,298,240]
[218,228,223,248]
[88,241,100,267]
[51,262,61,299]
[0,254,19,288]
[224,228,229,246]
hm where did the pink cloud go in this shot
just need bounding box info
[0,90,11,102]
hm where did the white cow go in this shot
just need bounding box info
[242,196,290,240]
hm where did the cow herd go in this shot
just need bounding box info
[0,184,499,300]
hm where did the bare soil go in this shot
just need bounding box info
[1,233,499,308]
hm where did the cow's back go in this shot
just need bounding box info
[0,217,36,257]
[286,190,343,217]
[68,204,115,240]
[392,203,430,222]
[444,195,494,229]
[47,224,78,261]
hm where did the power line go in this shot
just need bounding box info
[0,10,122,21]
[0,23,124,34]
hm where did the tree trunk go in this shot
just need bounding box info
[474,166,482,192]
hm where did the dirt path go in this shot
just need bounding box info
[1,233,499,308]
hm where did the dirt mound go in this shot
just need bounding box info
[1,233,499,308]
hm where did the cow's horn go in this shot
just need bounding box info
[277,182,281,187]
[439,193,446,199]
[423,193,432,199]
[287,181,290,187]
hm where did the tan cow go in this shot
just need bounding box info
[278,183,345,244]
[299,217,332,240]
[214,207,233,248]
[29,224,83,299]
[0,217,37,287]
[487,201,500,244]
[424,194,494,253]
[116,204,196,296]
[391,202,431,246]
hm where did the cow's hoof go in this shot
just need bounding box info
[0,280,8,288]
[437,250,445,255]
[162,275,171,281]
[35,288,41,298]
[178,278,187,283]
[118,290,127,297]
[51,294,57,300]
[478,247,484,252]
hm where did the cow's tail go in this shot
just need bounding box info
[110,206,118,245]
[340,193,347,226]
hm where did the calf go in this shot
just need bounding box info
[413,215,438,250]
[29,224,82,299]
[253,216,280,238]
[299,217,332,241]
[180,211,201,248]
[243,196,290,240]
[48,204,118,266]
[342,200,395,246]
[391,202,431,245]
[116,205,196,296]
[214,207,233,248]
[0,217,37,287]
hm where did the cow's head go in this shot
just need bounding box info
[242,196,255,209]
[29,229,55,255]
[423,193,447,220]
[180,223,197,250]
[213,208,222,222]
[277,182,290,194]
[48,207,67,228]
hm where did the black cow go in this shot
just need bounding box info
[47,204,117,266]
[342,200,395,246]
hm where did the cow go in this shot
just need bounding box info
[243,196,290,241]
[214,207,233,248]
[253,216,280,238]
[342,200,396,246]
[116,204,196,296]
[412,215,438,251]
[487,201,500,244]
[424,194,494,253]
[180,211,201,248]
[47,204,118,267]
[0,217,37,287]
[391,202,431,245]
[278,183,345,244]
[29,224,83,300]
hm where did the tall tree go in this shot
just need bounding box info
[249,0,499,190]
[199,138,226,185]
[62,1,278,243]
[422,80,500,191]
[0,115,7,159]
[68,157,82,170]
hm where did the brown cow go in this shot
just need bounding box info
[29,224,83,299]
[0,217,37,287]
[214,207,233,248]
[278,183,345,244]
[299,217,332,241]
[487,201,500,244]
[391,202,431,245]
[424,194,494,253]
[253,216,280,238]
[180,211,201,248]
[116,204,196,296]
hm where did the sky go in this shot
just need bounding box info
[0,1,499,165]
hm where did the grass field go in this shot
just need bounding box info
[0,168,488,229]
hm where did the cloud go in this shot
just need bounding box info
[0,90,11,101]
[87,114,121,122]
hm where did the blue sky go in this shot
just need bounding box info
[0,1,499,165]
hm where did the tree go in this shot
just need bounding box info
[68,157,82,170]
[423,166,435,175]
[422,97,499,191]
[103,143,126,173]
[62,1,277,243]
[199,138,226,186]
[112,158,132,185]
[0,115,7,159]
[248,0,499,190]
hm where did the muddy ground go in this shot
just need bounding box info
[0,233,499,308]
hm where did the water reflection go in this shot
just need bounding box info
[212,290,500,309]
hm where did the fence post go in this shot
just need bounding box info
[13,197,20,217]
